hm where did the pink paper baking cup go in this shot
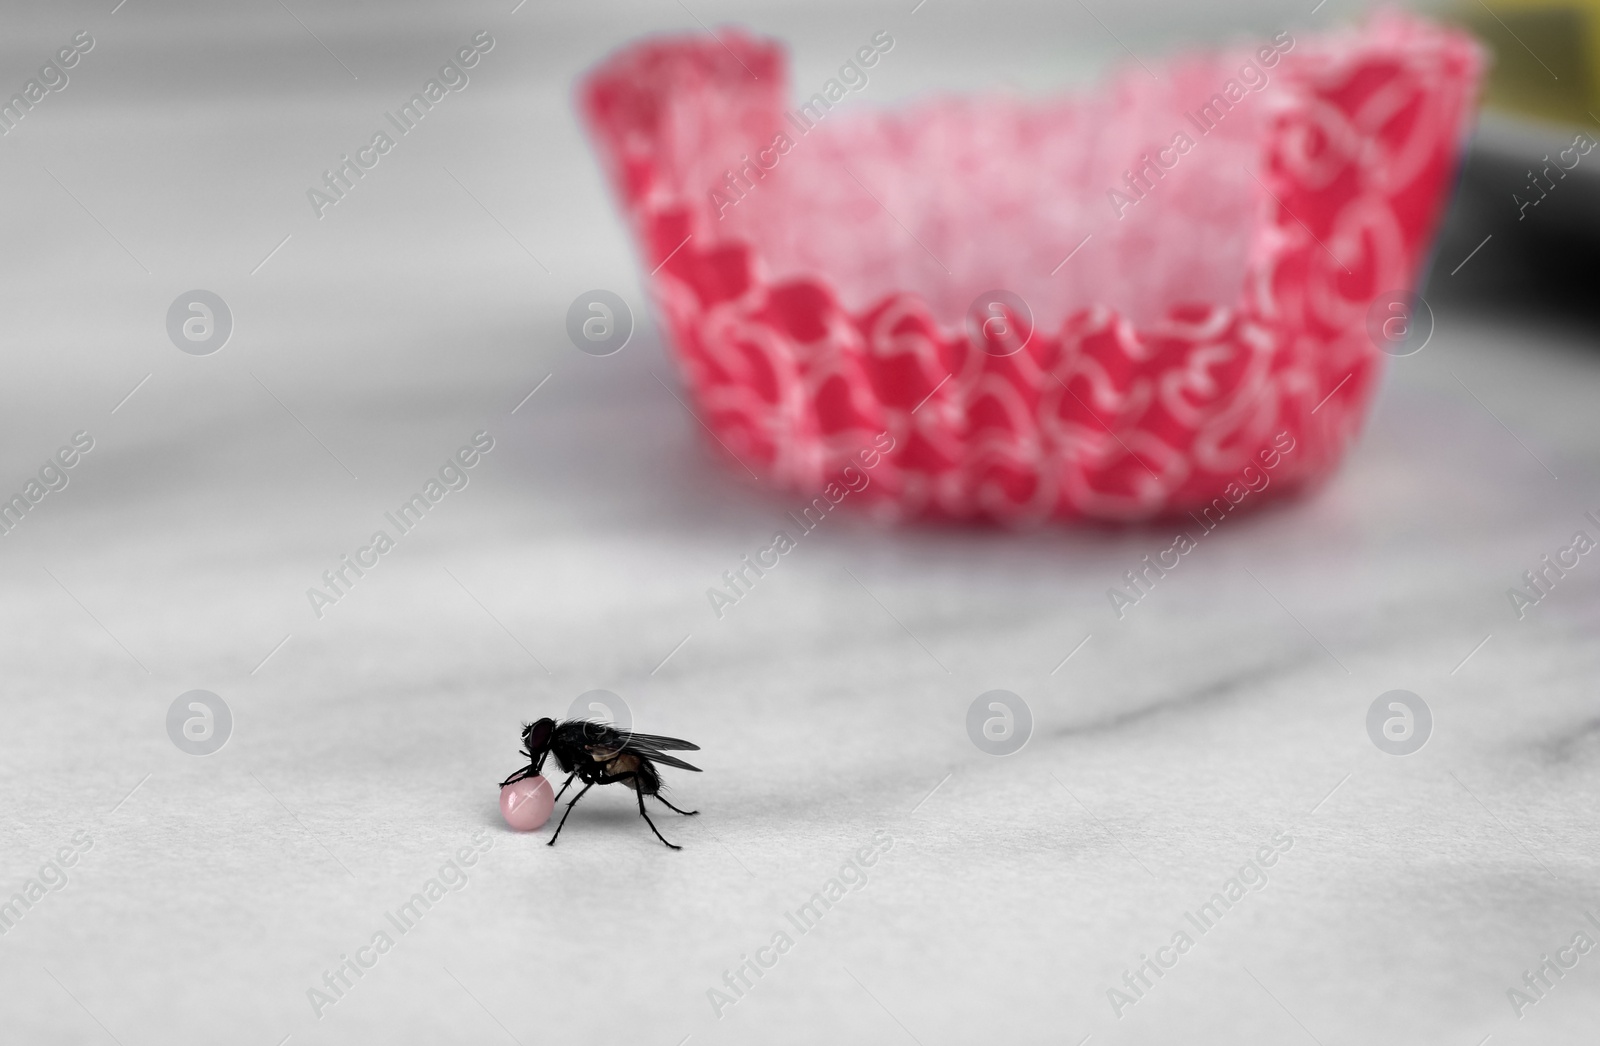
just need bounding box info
[580,13,1483,524]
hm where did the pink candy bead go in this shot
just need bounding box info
[500,776,555,831]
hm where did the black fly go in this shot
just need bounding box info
[500,717,702,849]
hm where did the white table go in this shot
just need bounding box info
[2,3,1597,1043]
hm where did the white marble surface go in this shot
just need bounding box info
[2,2,1599,1044]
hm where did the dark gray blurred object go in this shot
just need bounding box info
[1430,111,1600,322]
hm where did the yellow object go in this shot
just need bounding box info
[1457,0,1600,125]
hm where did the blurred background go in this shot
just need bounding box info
[1,1,1598,1044]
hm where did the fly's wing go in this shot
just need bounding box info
[620,733,703,772]
[621,731,700,752]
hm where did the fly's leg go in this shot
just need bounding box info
[546,780,594,846]
[551,772,578,804]
[499,764,535,788]
[634,785,681,850]
[652,794,698,816]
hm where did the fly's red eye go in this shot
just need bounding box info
[526,718,555,750]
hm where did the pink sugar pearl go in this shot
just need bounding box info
[500,776,555,831]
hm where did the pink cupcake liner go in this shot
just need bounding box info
[580,13,1483,524]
